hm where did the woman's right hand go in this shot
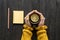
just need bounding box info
[24,10,35,26]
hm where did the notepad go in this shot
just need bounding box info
[13,10,24,24]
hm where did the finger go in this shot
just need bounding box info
[34,10,42,15]
[26,10,35,16]
[25,19,31,26]
[38,18,45,26]
[25,10,35,20]
[24,15,29,21]
[27,20,31,26]
[41,19,45,24]
[25,16,31,26]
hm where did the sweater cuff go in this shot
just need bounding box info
[23,24,33,31]
[35,25,48,30]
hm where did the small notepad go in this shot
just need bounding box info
[13,10,24,24]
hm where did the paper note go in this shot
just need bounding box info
[13,10,24,24]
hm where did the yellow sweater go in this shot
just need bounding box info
[21,24,48,40]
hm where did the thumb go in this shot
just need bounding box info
[38,18,45,26]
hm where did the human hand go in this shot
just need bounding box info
[24,10,35,26]
[25,10,45,27]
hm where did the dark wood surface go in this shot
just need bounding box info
[0,0,60,40]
